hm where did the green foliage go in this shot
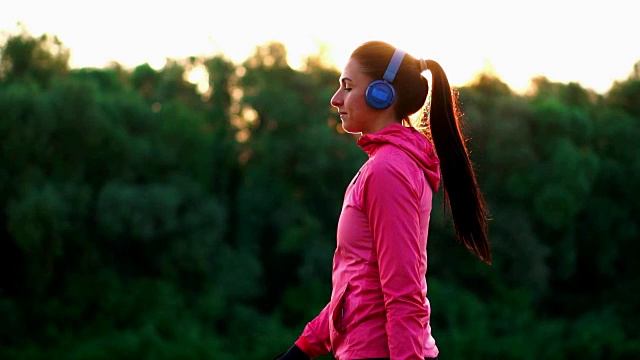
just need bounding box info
[0,25,69,86]
[606,61,640,118]
[1,29,639,359]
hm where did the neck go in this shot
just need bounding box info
[362,115,402,134]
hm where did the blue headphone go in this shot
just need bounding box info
[365,48,406,109]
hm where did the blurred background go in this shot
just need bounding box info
[1,1,639,359]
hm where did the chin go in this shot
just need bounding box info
[341,123,361,135]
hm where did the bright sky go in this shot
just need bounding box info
[1,0,638,94]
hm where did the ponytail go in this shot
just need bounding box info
[425,60,492,264]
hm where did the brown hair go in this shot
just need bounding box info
[350,41,492,264]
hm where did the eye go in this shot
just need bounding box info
[338,78,353,92]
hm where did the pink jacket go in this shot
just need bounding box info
[295,123,441,360]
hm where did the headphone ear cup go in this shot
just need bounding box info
[366,80,396,109]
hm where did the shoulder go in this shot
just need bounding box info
[361,146,416,190]
[367,144,416,176]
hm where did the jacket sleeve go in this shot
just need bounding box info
[363,158,429,360]
[295,302,332,358]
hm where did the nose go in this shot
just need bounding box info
[330,89,342,107]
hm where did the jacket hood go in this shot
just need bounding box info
[357,123,440,192]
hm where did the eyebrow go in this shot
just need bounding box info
[339,76,353,84]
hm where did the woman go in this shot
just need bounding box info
[275,40,491,360]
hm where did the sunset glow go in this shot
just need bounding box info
[1,0,638,94]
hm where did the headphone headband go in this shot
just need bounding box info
[383,49,406,83]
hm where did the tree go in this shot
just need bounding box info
[0,25,69,86]
[606,61,640,118]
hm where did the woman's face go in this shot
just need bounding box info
[330,58,378,134]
